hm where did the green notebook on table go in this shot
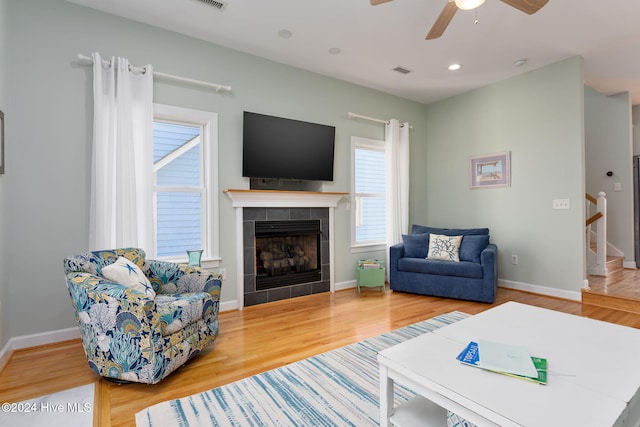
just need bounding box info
[456,341,548,385]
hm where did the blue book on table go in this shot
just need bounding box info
[455,341,547,385]
[456,341,480,367]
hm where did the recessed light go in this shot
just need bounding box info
[448,63,461,71]
[278,29,292,39]
[328,47,341,55]
[514,58,528,67]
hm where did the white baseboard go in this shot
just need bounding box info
[11,327,80,349]
[219,300,238,312]
[335,280,357,291]
[0,340,12,374]
[624,261,637,269]
[498,279,581,302]
[0,327,81,373]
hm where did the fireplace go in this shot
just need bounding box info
[242,207,330,306]
[225,189,346,310]
[254,220,321,290]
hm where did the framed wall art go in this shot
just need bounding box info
[470,151,510,189]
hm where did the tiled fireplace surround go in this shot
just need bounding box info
[225,190,346,309]
[243,207,330,306]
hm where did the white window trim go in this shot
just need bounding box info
[351,136,386,253]
[153,134,201,172]
[153,103,221,268]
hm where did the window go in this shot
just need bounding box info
[153,104,220,267]
[351,136,386,251]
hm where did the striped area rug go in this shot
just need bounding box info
[136,311,471,427]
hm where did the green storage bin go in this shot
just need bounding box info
[357,259,386,293]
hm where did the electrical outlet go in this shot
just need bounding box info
[219,268,226,280]
[511,255,518,265]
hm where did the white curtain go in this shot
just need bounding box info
[89,52,156,256]
[385,119,410,247]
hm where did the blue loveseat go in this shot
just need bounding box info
[389,225,498,303]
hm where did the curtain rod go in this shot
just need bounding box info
[348,112,388,125]
[348,112,412,128]
[77,53,232,92]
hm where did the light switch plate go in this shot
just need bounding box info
[553,199,570,210]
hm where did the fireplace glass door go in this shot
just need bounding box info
[254,220,321,290]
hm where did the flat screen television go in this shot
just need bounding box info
[242,111,335,182]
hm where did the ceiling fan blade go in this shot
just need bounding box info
[426,0,458,40]
[499,0,549,14]
[370,0,393,5]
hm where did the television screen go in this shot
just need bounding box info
[242,112,335,181]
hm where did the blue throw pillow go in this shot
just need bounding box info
[402,233,430,258]
[459,235,490,263]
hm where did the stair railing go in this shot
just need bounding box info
[586,192,607,276]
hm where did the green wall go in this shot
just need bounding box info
[3,0,428,338]
[424,57,586,296]
[0,0,601,344]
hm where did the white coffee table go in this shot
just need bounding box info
[378,302,640,427]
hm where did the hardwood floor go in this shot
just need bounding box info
[583,268,640,313]
[3,287,640,426]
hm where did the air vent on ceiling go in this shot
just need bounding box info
[393,66,412,75]
[195,0,228,11]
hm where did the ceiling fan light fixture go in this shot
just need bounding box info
[454,0,485,10]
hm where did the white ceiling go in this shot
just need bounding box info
[67,0,640,105]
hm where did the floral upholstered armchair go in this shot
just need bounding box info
[63,248,222,384]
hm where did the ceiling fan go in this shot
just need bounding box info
[370,0,549,40]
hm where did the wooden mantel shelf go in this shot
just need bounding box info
[224,189,348,208]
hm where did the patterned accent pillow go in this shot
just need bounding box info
[102,256,156,298]
[427,234,463,262]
